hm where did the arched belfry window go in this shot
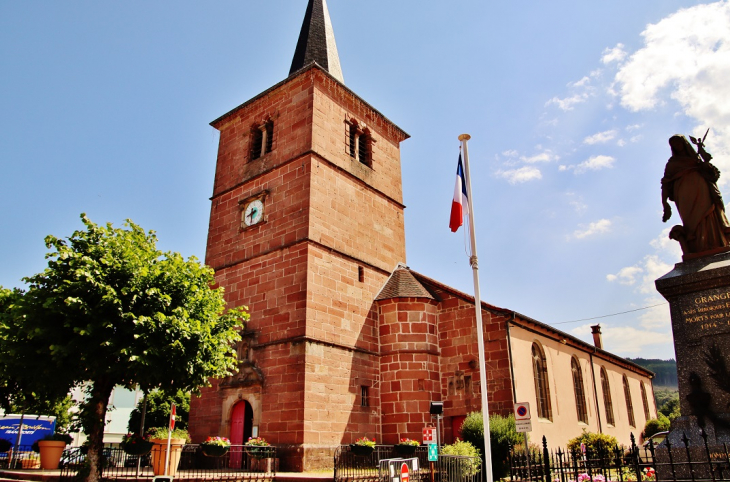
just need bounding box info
[571,357,588,423]
[251,118,274,161]
[600,367,615,426]
[640,381,651,420]
[623,375,636,427]
[347,119,372,167]
[531,342,553,420]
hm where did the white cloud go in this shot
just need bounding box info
[606,266,643,285]
[601,43,627,64]
[520,150,559,163]
[572,219,612,239]
[584,130,618,145]
[565,192,588,214]
[625,124,643,132]
[496,166,542,184]
[570,76,592,88]
[561,155,616,174]
[570,323,672,356]
[502,149,519,158]
[611,2,730,176]
[546,93,590,111]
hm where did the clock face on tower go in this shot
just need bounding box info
[243,199,264,227]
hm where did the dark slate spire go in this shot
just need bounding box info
[289,0,344,83]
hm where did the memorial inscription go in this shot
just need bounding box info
[680,291,730,334]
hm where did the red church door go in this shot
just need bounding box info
[230,400,253,468]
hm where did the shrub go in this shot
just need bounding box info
[146,427,190,443]
[442,440,481,478]
[642,414,670,440]
[567,430,618,457]
[460,411,521,479]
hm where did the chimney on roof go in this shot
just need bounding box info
[591,324,603,349]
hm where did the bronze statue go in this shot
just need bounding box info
[661,132,730,259]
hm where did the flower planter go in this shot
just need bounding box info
[122,440,153,456]
[38,440,67,470]
[245,446,272,459]
[201,444,230,457]
[394,444,417,456]
[350,444,374,456]
[150,438,186,476]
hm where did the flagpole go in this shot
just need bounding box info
[459,133,493,482]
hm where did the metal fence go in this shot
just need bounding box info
[0,444,42,470]
[510,432,730,482]
[58,444,277,481]
[334,445,481,482]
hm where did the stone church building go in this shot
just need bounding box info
[188,0,657,471]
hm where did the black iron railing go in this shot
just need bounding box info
[333,445,481,482]
[58,444,276,481]
[510,432,730,482]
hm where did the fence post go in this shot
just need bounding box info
[542,435,550,482]
[629,433,642,482]
[700,428,717,482]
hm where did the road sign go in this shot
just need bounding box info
[401,463,409,482]
[515,419,532,433]
[422,426,437,444]
[514,402,531,421]
[427,443,438,462]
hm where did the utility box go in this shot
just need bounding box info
[379,457,419,482]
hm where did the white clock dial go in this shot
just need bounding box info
[243,199,264,226]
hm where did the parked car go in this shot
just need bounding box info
[643,431,668,449]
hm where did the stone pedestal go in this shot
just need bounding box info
[656,251,730,446]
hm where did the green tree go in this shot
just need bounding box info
[642,413,671,440]
[127,389,190,434]
[0,288,74,433]
[460,412,521,479]
[655,388,681,420]
[0,215,247,482]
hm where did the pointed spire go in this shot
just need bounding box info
[289,0,344,83]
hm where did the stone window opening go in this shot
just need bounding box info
[531,342,553,421]
[347,120,372,167]
[571,357,588,424]
[358,266,364,283]
[623,375,636,427]
[251,119,274,161]
[640,381,651,420]
[360,386,369,407]
[600,367,615,426]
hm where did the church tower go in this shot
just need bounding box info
[189,0,409,470]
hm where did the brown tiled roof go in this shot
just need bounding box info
[375,267,435,301]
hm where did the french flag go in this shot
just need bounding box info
[449,154,469,232]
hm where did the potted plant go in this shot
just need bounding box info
[244,436,272,459]
[121,433,153,456]
[200,436,231,457]
[394,438,420,456]
[147,427,189,476]
[34,433,73,470]
[350,437,376,456]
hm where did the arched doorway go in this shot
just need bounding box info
[230,400,253,468]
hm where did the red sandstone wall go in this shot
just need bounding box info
[431,289,514,441]
[378,298,441,444]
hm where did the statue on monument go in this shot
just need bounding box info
[661,131,730,259]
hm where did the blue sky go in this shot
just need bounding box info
[3,0,728,360]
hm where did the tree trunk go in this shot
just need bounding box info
[84,379,115,482]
